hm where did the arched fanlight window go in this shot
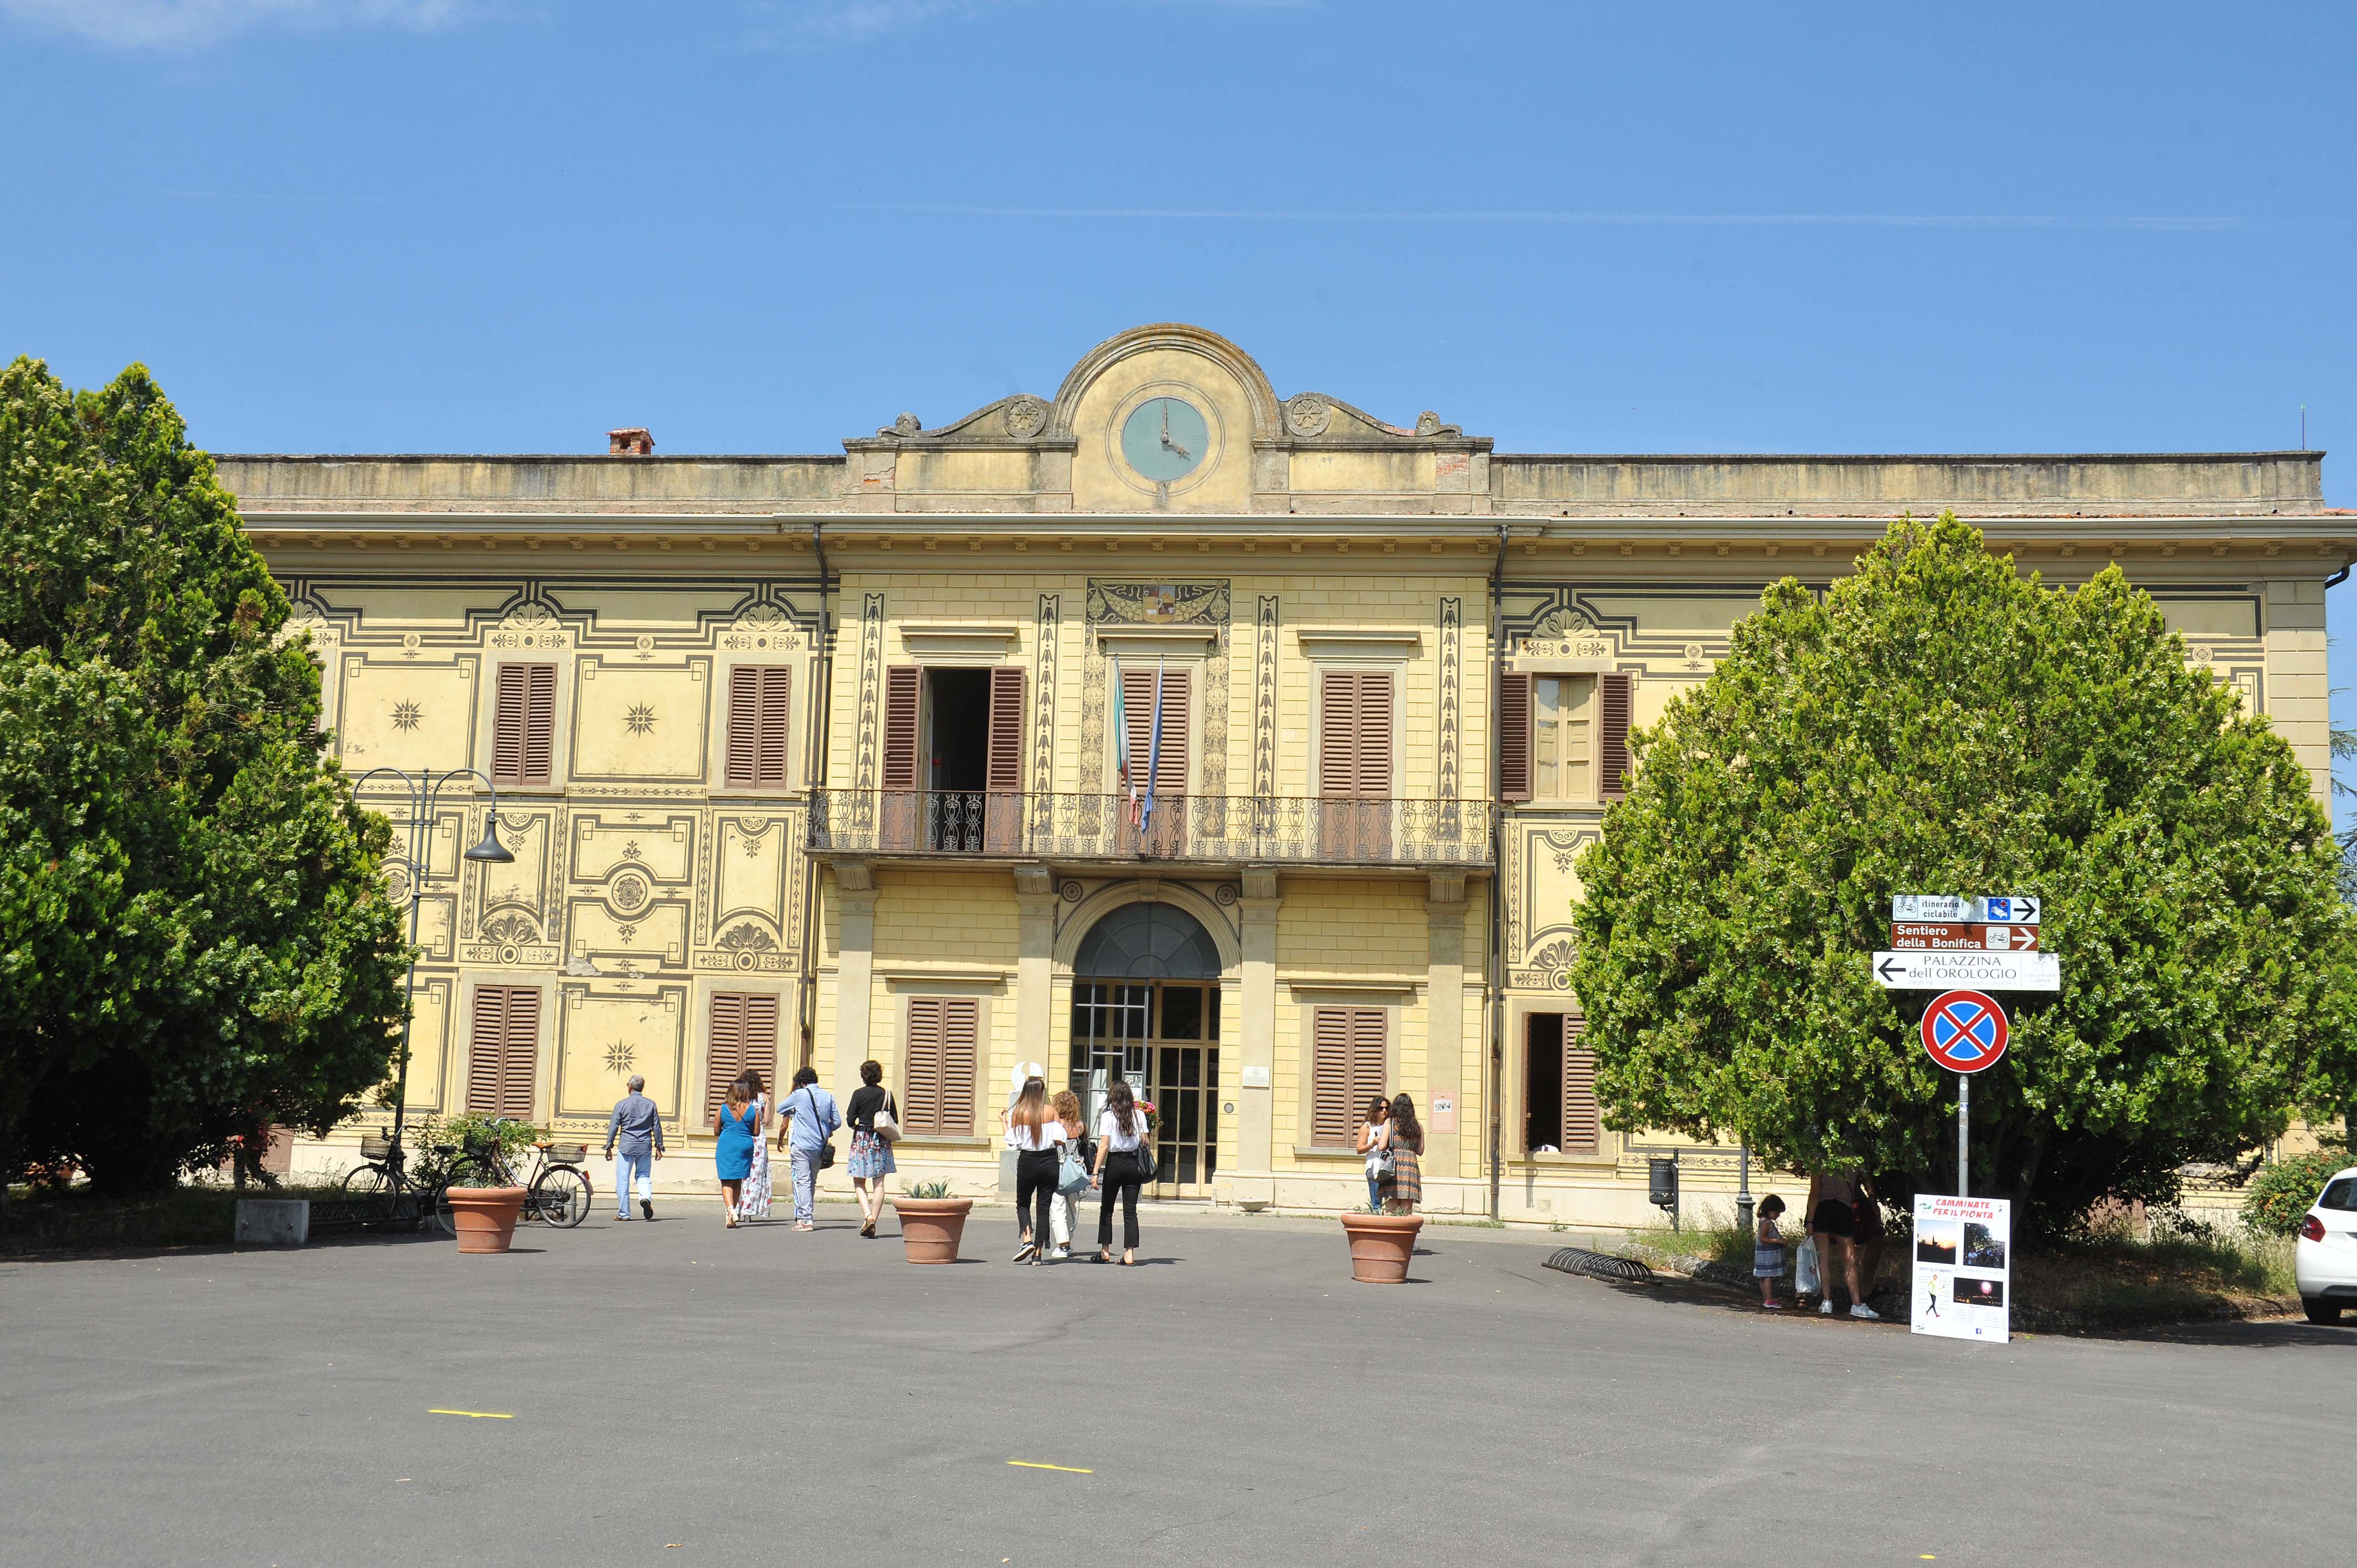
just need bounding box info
[1072,901,1222,979]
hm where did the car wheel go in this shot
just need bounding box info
[2301,1297,2344,1325]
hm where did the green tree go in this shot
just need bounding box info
[1571,513,2357,1236]
[0,357,408,1195]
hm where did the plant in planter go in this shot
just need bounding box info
[891,1180,974,1265]
[439,1112,539,1254]
[1339,1203,1423,1284]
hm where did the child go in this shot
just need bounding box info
[1753,1194,1789,1309]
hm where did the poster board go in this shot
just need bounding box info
[1910,1194,2011,1344]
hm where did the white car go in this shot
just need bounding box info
[2295,1164,2357,1325]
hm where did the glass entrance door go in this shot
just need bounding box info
[1070,979,1220,1199]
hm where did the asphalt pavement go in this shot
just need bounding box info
[2,1198,2349,1567]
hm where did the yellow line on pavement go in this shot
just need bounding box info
[1007,1460,1093,1473]
[429,1409,514,1419]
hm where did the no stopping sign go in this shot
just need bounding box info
[1921,989,2009,1074]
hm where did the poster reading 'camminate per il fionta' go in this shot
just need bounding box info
[1911,1194,2012,1344]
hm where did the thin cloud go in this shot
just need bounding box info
[0,0,475,49]
[746,0,1028,43]
[842,204,2244,231]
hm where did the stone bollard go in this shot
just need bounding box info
[234,1198,310,1246]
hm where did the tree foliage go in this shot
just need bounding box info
[1571,513,2357,1235]
[2241,1137,2350,1237]
[1,357,408,1194]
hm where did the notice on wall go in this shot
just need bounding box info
[1910,1194,2011,1344]
[1430,1093,1457,1134]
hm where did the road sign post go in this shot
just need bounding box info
[1919,988,2009,1200]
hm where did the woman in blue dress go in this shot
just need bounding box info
[710,1076,759,1229]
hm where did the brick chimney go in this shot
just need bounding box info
[607,427,654,456]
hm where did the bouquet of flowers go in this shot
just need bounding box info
[1136,1098,1161,1136]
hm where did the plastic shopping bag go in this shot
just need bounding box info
[1794,1236,1821,1295]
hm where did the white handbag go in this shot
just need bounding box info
[872,1092,901,1145]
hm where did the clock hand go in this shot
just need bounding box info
[1167,437,1192,460]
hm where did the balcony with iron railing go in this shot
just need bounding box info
[807,790,1494,869]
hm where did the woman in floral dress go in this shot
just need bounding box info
[737,1071,773,1221]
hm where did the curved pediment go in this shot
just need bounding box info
[843,322,1490,515]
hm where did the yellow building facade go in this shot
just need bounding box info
[226,324,2349,1225]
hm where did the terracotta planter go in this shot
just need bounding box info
[1339,1212,1423,1283]
[446,1186,528,1254]
[891,1197,974,1264]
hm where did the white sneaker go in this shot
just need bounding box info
[1819,1298,1834,1314]
[1850,1303,1881,1320]
[1053,1246,1071,1259]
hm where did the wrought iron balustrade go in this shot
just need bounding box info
[807,790,1493,868]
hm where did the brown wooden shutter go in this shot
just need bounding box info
[986,666,1025,792]
[904,997,944,1136]
[1311,1005,1388,1147]
[725,667,792,787]
[882,666,922,791]
[1561,1014,1600,1154]
[939,998,977,1135]
[1310,1007,1354,1146]
[1599,672,1633,800]
[493,664,556,786]
[1497,670,1533,802]
[903,996,978,1137]
[466,985,538,1119]
[1121,667,1191,793]
[709,992,779,1113]
[724,669,761,787]
[1319,672,1357,797]
[1356,672,1392,799]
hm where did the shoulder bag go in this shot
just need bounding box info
[1056,1137,1091,1197]
[799,1087,837,1169]
[872,1091,901,1146]
[1125,1115,1158,1183]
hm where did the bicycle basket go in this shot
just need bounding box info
[359,1134,393,1161]
[546,1144,588,1165]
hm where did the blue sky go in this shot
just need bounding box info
[5,1,2354,785]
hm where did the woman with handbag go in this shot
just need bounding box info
[1088,1076,1154,1266]
[843,1059,898,1239]
[1048,1089,1091,1260]
[1005,1075,1069,1264]
[775,1065,840,1233]
[1355,1094,1392,1211]
[1377,1094,1423,1215]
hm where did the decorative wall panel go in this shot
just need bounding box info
[553,983,686,1126]
[570,657,711,781]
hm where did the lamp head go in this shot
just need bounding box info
[463,818,514,864]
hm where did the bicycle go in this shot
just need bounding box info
[341,1126,475,1236]
[514,1139,594,1227]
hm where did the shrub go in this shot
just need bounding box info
[2242,1140,2351,1236]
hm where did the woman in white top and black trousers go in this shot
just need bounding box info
[1089,1076,1154,1266]
[1005,1076,1068,1265]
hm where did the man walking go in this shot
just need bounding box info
[604,1074,666,1220]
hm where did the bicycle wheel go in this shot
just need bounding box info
[533,1167,591,1228]
[421,1182,458,1237]
[341,1163,392,1200]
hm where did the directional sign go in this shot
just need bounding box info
[1975,896,2040,926]
[1921,989,2009,1073]
[1893,894,1973,922]
[1891,923,2042,952]
[1871,950,2060,991]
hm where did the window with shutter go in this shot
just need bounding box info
[985,667,1026,792]
[1599,672,1633,800]
[466,985,539,1119]
[1119,667,1192,795]
[1309,1005,1387,1149]
[1497,671,1533,801]
[724,667,793,787]
[1523,1010,1602,1156]
[708,992,781,1113]
[1318,671,1392,798]
[493,664,557,785]
[903,996,978,1137]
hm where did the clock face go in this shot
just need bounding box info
[1119,396,1210,483]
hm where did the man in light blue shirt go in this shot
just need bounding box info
[603,1075,666,1220]
[775,1064,840,1231]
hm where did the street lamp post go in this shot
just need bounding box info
[354,767,514,1157]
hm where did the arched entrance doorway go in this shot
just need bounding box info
[1071,901,1222,1197]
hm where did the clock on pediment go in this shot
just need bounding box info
[1120,395,1209,482]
